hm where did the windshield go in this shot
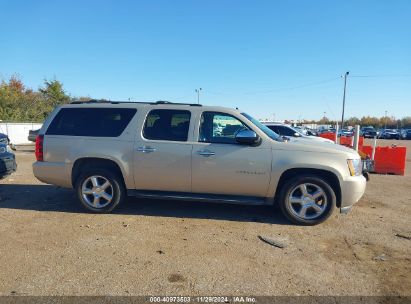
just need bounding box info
[241,112,282,141]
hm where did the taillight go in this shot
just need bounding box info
[35,135,44,161]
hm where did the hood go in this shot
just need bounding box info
[272,138,360,158]
[288,136,334,144]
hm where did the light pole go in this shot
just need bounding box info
[341,71,349,129]
[385,110,388,129]
[195,88,202,104]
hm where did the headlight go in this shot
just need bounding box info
[347,159,362,176]
[6,145,13,153]
[0,146,6,154]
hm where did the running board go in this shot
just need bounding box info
[127,190,271,206]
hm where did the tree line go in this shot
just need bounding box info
[1,75,410,128]
[304,115,411,129]
[0,75,88,122]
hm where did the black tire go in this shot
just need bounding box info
[278,175,336,225]
[75,169,125,213]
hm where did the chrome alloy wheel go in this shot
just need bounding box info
[286,183,328,220]
[81,175,114,209]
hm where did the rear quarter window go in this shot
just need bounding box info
[46,108,137,137]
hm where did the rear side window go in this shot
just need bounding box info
[46,108,137,137]
[143,109,191,141]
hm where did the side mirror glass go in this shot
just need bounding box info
[235,129,260,145]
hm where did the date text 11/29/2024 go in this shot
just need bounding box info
[149,296,256,303]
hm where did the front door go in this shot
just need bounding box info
[192,111,272,197]
[134,109,192,192]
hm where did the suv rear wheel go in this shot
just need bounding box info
[278,175,336,225]
[75,169,125,213]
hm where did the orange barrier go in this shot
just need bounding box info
[318,132,363,150]
[318,132,336,141]
[361,145,407,176]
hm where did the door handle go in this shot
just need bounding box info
[197,149,215,157]
[137,146,157,153]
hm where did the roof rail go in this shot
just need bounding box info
[70,99,141,104]
[70,99,202,106]
[155,100,202,106]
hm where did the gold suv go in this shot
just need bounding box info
[33,100,366,225]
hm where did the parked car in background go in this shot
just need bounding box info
[0,133,10,145]
[379,129,400,139]
[33,100,366,225]
[338,129,353,137]
[360,127,377,138]
[305,128,318,136]
[263,123,334,143]
[318,128,336,134]
[293,126,307,135]
[0,143,17,179]
[28,129,40,142]
[400,129,411,140]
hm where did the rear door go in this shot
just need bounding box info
[133,108,193,192]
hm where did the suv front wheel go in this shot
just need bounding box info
[278,175,336,225]
[75,169,125,213]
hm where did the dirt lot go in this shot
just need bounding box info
[0,139,410,296]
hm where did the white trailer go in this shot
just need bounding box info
[0,122,42,147]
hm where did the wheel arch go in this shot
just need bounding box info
[71,157,126,189]
[273,168,342,208]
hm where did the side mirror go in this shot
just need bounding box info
[235,129,260,145]
[294,132,301,137]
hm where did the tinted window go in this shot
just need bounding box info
[277,126,297,136]
[199,112,249,144]
[143,109,191,141]
[46,108,137,137]
[266,125,279,133]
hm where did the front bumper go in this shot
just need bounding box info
[0,153,17,179]
[340,175,367,211]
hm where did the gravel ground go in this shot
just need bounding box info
[0,139,410,296]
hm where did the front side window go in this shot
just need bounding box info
[143,109,191,141]
[199,112,249,144]
[46,108,137,137]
